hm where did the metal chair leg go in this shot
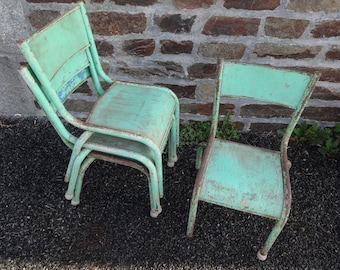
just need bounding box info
[186,192,200,237]
[64,131,94,183]
[257,216,289,260]
[167,117,178,167]
[71,155,96,206]
[65,148,92,201]
[148,162,162,218]
[68,147,163,218]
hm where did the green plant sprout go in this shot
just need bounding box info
[278,122,340,155]
[180,112,239,147]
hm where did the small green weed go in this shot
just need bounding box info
[319,138,339,155]
[216,112,240,141]
[318,123,340,155]
[292,122,332,145]
[179,121,211,147]
[278,122,340,155]
[180,112,239,147]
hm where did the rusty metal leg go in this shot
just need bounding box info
[167,117,178,167]
[186,192,200,237]
[257,216,289,261]
[71,156,96,206]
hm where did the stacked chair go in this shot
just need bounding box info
[18,2,179,218]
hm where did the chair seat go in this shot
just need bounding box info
[87,132,153,161]
[87,81,177,150]
[199,139,284,220]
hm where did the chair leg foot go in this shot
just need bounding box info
[167,156,178,167]
[71,199,80,206]
[65,192,73,200]
[167,161,174,167]
[257,250,268,261]
[150,206,162,218]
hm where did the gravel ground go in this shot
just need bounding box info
[0,117,339,270]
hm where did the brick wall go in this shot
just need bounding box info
[23,0,340,131]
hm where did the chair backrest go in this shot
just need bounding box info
[214,61,319,144]
[18,3,107,117]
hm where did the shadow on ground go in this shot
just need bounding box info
[0,117,339,269]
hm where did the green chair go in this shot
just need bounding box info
[18,2,179,218]
[186,61,319,260]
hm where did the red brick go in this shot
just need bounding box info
[311,20,340,38]
[117,66,167,79]
[224,0,280,10]
[187,63,217,79]
[287,0,340,13]
[302,107,340,122]
[119,61,185,80]
[254,43,322,59]
[155,14,196,33]
[153,61,184,74]
[292,67,340,83]
[95,40,114,56]
[203,17,260,36]
[317,68,340,83]
[88,12,146,35]
[158,84,196,99]
[198,42,246,59]
[173,0,216,9]
[122,39,155,56]
[265,17,309,38]
[160,40,193,54]
[110,0,157,5]
[311,86,340,100]
[240,104,294,118]
[325,46,340,60]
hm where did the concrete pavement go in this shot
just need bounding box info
[0,56,42,117]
